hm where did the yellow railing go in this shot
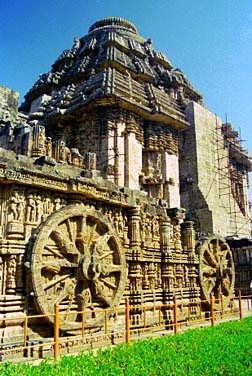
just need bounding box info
[0,291,252,362]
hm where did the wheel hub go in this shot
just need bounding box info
[81,253,102,281]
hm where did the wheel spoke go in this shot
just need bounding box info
[205,278,216,297]
[43,273,73,290]
[99,250,114,260]
[99,278,117,289]
[63,294,75,320]
[50,290,70,306]
[87,222,98,244]
[52,230,79,256]
[66,218,74,242]
[42,260,78,272]
[202,264,215,277]
[94,280,112,306]
[44,245,64,259]
[101,263,123,276]
[204,249,217,268]
[96,233,111,248]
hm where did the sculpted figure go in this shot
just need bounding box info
[17,194,25,222]
[35,195,43,223]
[26,193,36,223]
[9,192,19,221]
[54,197,61,211]
[118,212,124,235]
[73,37,81,50]
[9,192,25,222]
[152,217,160,238]
[43,197,52,216]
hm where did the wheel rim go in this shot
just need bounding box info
[198,237,235,307]
[29,204,126,331]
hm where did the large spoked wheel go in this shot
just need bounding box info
[198,236,235,309]
[29,204,126,331]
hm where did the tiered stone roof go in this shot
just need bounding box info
[20,17,202,130]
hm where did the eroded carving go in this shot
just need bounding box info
[28,204,127,330]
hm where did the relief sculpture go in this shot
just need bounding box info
[0,16,243,348]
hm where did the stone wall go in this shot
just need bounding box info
[180,101,250,238]
[229,239,252,295]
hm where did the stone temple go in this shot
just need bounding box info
[0,17,251,343]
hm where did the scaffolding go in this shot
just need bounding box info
[215,118,251,236]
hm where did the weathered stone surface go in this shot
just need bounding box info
[0,16,250,345]
[181,101,251,238]
[0,85,19,123]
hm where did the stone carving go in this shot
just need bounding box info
[142,263,149,289]
[198,236,235,308]
[9,192,23,222]
[188,266,198,288]
[31,124,46,157]
[0,16,244,346]
[26,193,36,223]
[27,204,127,330]
[160,217,171,255]
[162,264,176,290]
[148,262,156,290]
[128,263,143,291]
[7,255,16,294]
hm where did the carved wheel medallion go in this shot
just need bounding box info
[29,204,126,331]
[198,237,235,308]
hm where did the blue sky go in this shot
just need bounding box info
[1,0,252,187]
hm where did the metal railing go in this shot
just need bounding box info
[0,291,251,362]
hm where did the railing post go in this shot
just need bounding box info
[54,304,59,360]
[220,294,224,319]
[210,294,215,326]
[23,315,28,357]
[158,305,162,327]
[188,303,190,322]
[230,297,233,313]
[125,298,130,344]
[238,290,243,320]
[173,295,178,334]
[143,306,146,330]
[104,309,108,335]
[81,310,85,340]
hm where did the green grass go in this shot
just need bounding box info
[2,317,252,375]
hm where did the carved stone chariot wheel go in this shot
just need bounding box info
[198,236,235,309]
[29,204,127,331]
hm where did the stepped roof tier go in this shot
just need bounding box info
[20,17,202,131]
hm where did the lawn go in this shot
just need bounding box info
[1,317,252,375]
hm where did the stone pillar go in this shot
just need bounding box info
[124,115,142,190]
[182,221,195,255]
[128,206,141,258]
[160,216,171,255]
